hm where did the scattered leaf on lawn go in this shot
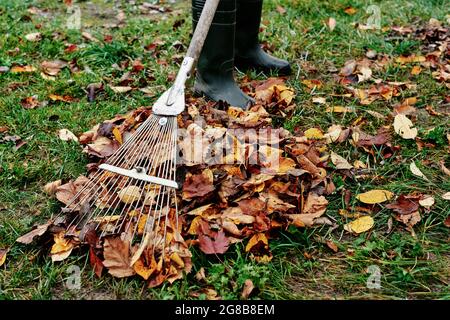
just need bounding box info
[49,94,75,102]
[25,32,42,42]
[356,190,394,204]
[16,223,51,244]
[327,17,336,31]
[394,114,417,139]
[344,7,357,15]
[241,279,255,299]
[20,96,40,109]
[304,128,324,139]
[0,248,7,267]
[11,65,36,73]
[409,162,429,181]
[344,216,374,234]
[326,240,338,253]
[419,196,434,208]
[109,85,133,93]
[331,152,353,170]
[58,129,79,142]
[44,180,62,195]
[386,195,419,214]
[442,192,450,200]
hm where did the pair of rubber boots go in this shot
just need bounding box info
[192,0,291,109]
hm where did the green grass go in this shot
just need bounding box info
[1,0,449,300]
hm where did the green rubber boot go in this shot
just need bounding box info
[235,0,292,75]
[192,0,253,109]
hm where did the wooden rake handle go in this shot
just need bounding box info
[186,0,221,62]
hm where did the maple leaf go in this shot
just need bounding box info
[198,230,229,255]
[182,169,215,200]
[103,236,135,278]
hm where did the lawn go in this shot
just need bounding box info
[0,0,449,300]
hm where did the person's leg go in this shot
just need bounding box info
[192,0,253,109]
[235,0,291,75]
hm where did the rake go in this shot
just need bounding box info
[56,0,221,259]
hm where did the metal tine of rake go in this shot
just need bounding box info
[128,118,178,263]
[126,117,176,239]
[98,116,177,239]
[138,120,178,256]
[58,116,158,226]
[89,116,170,229]
[62,116,160,231]
[77,115,171,235]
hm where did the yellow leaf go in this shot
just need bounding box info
[411,66,422,75]
[395,55,426,64]
[118,186,141,204]
[137,214,148,235]
[304,128,324,139]
[326,106,352,113]
[11,65,36,73]
[112,127,123,144]
[170,252,185,268]
[0,249,7,267]
[188,216,203,235]
[356,190,394,204]
[245,233,268,252]
[301,79,322,90]
[133,258,156,280]
[51,232,73,254]
[344,216,374,233]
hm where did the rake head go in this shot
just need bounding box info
[56,115,180,254]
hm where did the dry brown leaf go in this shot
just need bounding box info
[419,196,434,209]
[331,152,353,170]
[118,186,141,204]
[16,223,51,244]
[20,96,40,109]
[103,236,135,278]
[241,279,255,299]
[109,86,133,93]
[386,195,420,214]
[182,169,214,200]
[56,176,89,207]
[327,17,336,31]
[43,180,62,195]
[84,136,119,158]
